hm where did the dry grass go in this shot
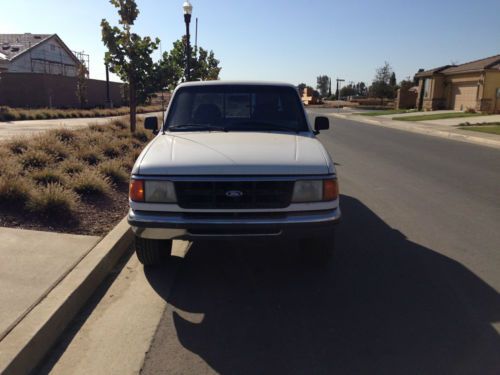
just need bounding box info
[71,169,112,196]
[26,183,79,219]
[0,117,155,232]
[0,105,163,122]
[99,160,129,185]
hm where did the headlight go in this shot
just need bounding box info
[291,179,338,203]
[145,180,176,203]
[130,179,177,203]
[292,180,323,202]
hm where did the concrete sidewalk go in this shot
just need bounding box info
[0,227,100,341]
[0,218,133,374]
[0,111,163,141]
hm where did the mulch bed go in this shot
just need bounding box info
[0,184,130,236]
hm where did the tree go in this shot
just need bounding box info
[399,78,414,90]
[155,39,221,92]
[375,62,393,85]
[356,82,367,96]
[340,83,356,98]
[370,62,396,100]
[76,64,88,109]
[389,72,397,88]
[316,75,330,97]
[101,0,160,132]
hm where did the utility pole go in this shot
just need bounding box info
[336,78,345,111]
[195,17,198,57]
[105,62,111,108]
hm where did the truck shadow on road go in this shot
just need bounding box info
[144,195,500,375]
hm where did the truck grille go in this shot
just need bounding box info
[175,180,294,209]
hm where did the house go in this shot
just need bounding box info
[0,33,82,76]
[414,54,500,113]
[301,87,320,105]
[0,33,124,108]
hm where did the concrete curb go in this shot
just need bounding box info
[329,114,500,150]
[0,217,133,375]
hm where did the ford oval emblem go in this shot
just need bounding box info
[225,190,243,198]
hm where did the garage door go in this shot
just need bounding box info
[451,84,477,111]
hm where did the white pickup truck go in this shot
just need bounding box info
[128,81,341,265]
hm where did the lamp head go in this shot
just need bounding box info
[183,1,193,15]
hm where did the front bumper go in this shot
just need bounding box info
[128,208,341,240]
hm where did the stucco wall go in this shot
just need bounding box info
[0,72,124,108]
[482,71,500,113]
[8,37,78,77]
[396,87,417,109]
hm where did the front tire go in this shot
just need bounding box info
[135,236,172,266]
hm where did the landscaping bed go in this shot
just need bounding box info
[0,119,154,236]
[0,105,163,122]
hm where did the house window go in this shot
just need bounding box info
[424,79,431,98]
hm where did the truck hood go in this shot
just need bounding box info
[134,132,333,176]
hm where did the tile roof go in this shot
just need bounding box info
[0,34,52,60]
[415,55,500,78]
[441,54,500,74]
[415,65,453,78]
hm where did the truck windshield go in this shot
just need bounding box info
[165,85,309,133]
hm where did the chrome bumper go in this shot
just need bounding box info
[128,208,341,240]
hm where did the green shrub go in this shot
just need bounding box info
[26,183,78,218]
[99,160,129,184]
[20,150,52,169]
[71,169,111,196]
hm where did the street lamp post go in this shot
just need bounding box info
[183,1,193,81]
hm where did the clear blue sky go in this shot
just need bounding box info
[1,0,499,87]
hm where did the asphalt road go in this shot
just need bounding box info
[42,113,500,374]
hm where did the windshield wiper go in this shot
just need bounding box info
[168,124,228,132]
[233,121,300,133]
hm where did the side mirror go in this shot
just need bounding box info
[314,116,329,134]
[144,116,158,133]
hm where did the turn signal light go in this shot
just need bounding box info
[129,179,145,202]
[323,179,338,201]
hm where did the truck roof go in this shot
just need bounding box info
[176,81,297,89]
